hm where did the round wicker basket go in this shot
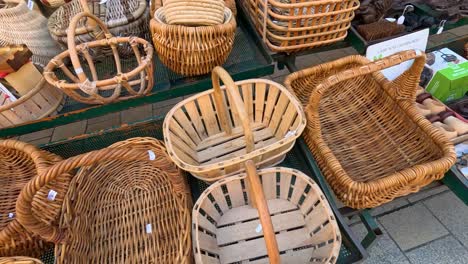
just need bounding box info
[0,257,43,264]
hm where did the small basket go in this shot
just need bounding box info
[0,257,43,263]
[193,160,341,263]
[40,0,71,8]
[0,140,70,257]
[163,0,225,26]
[285,50,456,209]
[164,67,306,181]
[16,138,192,263]
[150,7,236,76]
[243,0,360,53]
[44,12,154,105]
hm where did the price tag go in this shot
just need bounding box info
[284,130,296,138]
[27,0,34,10]
[436,20,446,35]
[99,0,108,4]
[255,224,262,233]
[8,213,14,219]
[148,150,156,160]
[397,16,405,25]
[146,224,152,234]
[75,67,83,75]
[47,190,58,201]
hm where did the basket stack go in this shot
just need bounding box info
[243,0,360,53]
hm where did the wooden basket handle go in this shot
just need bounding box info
[67,12,113,83]
[212,66,255,153]
[15,147,159,243]
[307,49,426,117]
[245,160,280,264]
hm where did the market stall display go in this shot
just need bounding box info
[193,160,341,264]
[286,50,456,209]
[150,6,236,76]
[44,11,154,105]
[0,0,61,67]
[164,67,306,182]
[243,0,360,53]
[16,138,192,263]
[0,140,70,257]
[0,257,43,263]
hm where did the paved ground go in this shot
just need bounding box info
[10,45,468,263]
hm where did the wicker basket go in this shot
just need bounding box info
[164,0,225,26]
[150,7,236,76]
[164,67,306,181]
[0,257,43,263]
[285,50,456,209]
[193,160,341,263]
[16,138,192,263]
[0,140,70,257]
[40,0,71,8]
[243,0,360,53]
[464,42,468,59]
[48,0,149,56]
[150,0,236,17]
[0,0,61,68]
[43,11,154,105]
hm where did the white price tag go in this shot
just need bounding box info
[75,67,83,75]
[437,20,446,35]
[8,213,14,219]
[397,16,405,25]
[99,0,108,4]
[255,224,262,233]
[436,27,444,35]
[47,190,58,201]
[284,130,296,138]
[146,224,152,234]
[27,0,34,10]
[148,150,156,161]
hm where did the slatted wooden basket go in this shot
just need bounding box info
[285,50,456,209]
[43,11,154,105]
[243,0,360,53]
[0,140,70,257]
[193,160,341,263]
[164,67,306,182]
[0,257,43,264]
[16,138,192,263]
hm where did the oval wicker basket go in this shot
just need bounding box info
[44,11,154,105]
[163,0,225,26]
[243,0,360,53]
[193,161,341,263]
[48,0,149,56]
[0,257,43,264]
[0,0,61,67]
[164,67,306,181]
[0,140,70,257]
[150,0,236,17]
[285,50,456,209]
[40,0,71,8]
[151,7,236,76]
[16,138,192,263]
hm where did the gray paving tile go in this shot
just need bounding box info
[424,191,468,248]
[371,197,409,217]
[86,118,121,133]
[379,203,449,251]
[405,236,468,264]
[19,128,54,142]
[153,104,174,117]
[407,185,449,203]
[27,137,52,146]
[156,96,184,107]
[87,113,120,125]
[351,222,410,264]
[449,25,468,37]
[271,74,288,86]
[121,104,153,124]
[270,64,290,78]
[51,121,87,142]
[316,49,348,63]
[295,53,323,70]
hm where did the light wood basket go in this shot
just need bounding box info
[0,257,43,264]
[193,161,341,263]
[164,67,306,182]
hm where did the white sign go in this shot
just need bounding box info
[366,29,429,80]
[0,83,17,102]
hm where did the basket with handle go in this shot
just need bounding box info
[286,50,456,209]
[193,160,341,263]
[43,11,154,105]
[150,0,236,17]
[242,0,360,53]
[48,0,149,57]
[0,0,61,68]
[0,257,43,263]
[164,66,306,182]
[16,138,192,263]
[163,0,225,26]
[0,140,70,257]
[150,7,236,76]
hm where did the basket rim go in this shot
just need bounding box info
[153,6,233,26]
[163,78,307,175]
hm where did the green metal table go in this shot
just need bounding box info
[0,10,274,138]
[443,166,468,205]
[39,116,368,263]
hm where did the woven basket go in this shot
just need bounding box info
[44,12,154,105]
[193,160,341,263]
[150,7,236,76]
[164,67,306,181]
[0,0,61,68]
[0,140,70,257]
[40,0,71,8]
[285,50,456,209]
[151,0,236,17]
[0,257,43,263]
[16,138,192,263]
[465,42,468,59]
[243,0,360,53]
[163,0,225,26]
[48,0,149,56]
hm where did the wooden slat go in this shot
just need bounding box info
[209,187,230,213]
[217,210,305,245]
[290,177,309,205]
[218,199,297,226]
[262,87,280,125]
[311,222,337,245]
[279,172,292,200]
[200,196,222,222]
[241,83,254,123]
[184,101,208,139]
[197,95,220,136]
[197,231,219,254]
[226,181,245,208]
[299,191,320,216]
[226,88,240,128]
[170,135,198,162]
[218,228,310,263]
[197,254,219,264]
[173,109,201,144]
[268,94,290,131]
[312,242,337,260]
[169,119,197,149]
[249,248,316,264]
[197,215,217,235]
[196,122,265,151]
[261,172,277,200]
[172,145,198,165]
[254,82,267,123]
[305,205,328,233]
[0,113,14,127]
[275,103,298,137]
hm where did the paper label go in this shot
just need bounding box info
[148,150,156,160]
[460,167,468,177]
[8,213,14,218]
[284,130,296,138]
[27,0,34,10]
[99,0,108,4]
[0,83,18,102]
[437,27,444,35]
[75,67,83,75]
[47,190,58,201]
[397,16,405,25]
[146,224,152,234]
[255,224,262,233]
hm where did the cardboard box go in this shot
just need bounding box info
[426,48,468,103]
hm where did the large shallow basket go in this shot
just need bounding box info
[285,50,456,209]
[193,161,341,263]
[48,0,149,56]
[0,257,43,263]
[164,67,306,181]
[243,0,359,53]
[0,140,70,257]
[44,12,154,105]
[0,0,61,67]
[150,7,236,76]
[17,138,192,263]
